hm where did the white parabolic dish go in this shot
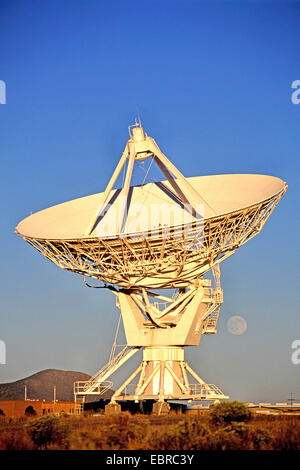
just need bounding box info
[16,173,287,289]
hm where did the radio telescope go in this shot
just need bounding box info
[16,122,287,414]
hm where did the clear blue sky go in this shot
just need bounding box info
[0,0,299,403]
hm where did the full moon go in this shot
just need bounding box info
[227,315,247,335]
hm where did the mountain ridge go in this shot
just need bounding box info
[0,369,113,402]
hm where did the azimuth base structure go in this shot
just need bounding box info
[110,346,226,404]
[16,121,287,412]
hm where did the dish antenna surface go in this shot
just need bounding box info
[16,122,287,414]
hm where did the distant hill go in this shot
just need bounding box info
[0,369,114,402]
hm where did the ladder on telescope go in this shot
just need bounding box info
[74,346,140,397]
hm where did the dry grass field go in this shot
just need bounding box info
[0,401,299,451]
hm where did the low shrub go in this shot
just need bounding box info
[146,418,213,450]
[26,414,70,449]
[209,401,252,426]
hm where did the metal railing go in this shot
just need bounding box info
[74,380,113,396]
[189,383,227,397]
[74,346,139,396]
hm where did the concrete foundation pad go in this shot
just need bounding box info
[105,402,122,415]
[152,401,171,415]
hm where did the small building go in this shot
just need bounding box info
[0,400,81,418]
[247,402,300,415]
